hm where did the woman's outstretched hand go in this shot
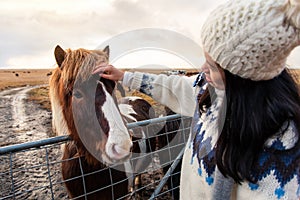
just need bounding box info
[93,63,125,81]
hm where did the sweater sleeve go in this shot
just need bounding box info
[122,71,198,117]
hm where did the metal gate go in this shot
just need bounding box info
[0,114,192,200]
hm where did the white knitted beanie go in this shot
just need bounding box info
[201,0,300,80]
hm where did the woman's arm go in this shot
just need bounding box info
[123,71,197,117]
[93,65,198,117]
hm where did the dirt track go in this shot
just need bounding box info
[0,85,67,199]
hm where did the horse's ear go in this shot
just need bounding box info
[103,46,110,57]
[54,45,66,68]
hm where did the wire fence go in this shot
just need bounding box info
[0,114,192,200]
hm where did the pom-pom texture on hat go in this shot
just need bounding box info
[201,0,300,80]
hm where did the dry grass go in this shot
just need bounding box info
[0,68,299,113]
[27,86,51,112]
[0,69,53,111]
[0,69,52,91]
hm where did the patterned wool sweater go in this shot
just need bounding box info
[122,71,300,200]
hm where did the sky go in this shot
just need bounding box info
[1,0,300,69]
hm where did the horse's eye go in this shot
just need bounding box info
[73,91,83,99]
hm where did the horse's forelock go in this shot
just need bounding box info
[60,49,108,88]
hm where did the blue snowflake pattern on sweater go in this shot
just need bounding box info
[192,73,218,186]
[191,75,300,199]
[193,120,300,199]
[250,127,300,199]
[140,74,155,96]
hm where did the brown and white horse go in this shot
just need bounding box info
[118,96,157,190]
[49,45,185,199]
[49,45,135,200]
[119,97,188,197]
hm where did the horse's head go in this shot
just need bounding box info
[118,96,155,122]
[50,45,132,165]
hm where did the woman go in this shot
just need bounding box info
[94,0,300,199]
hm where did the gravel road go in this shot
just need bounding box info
[0,86,67,199]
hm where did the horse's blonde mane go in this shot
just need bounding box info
[61,48,108,87]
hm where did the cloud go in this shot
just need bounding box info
[0,0,158,67]
[0,0,299,69]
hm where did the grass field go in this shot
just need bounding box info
[0,69,52,91]
[0,68,299,113]
[0,69,53,111]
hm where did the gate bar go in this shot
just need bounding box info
[0,114,184,155]
[0,135,70,155]
[149,147,185,199]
